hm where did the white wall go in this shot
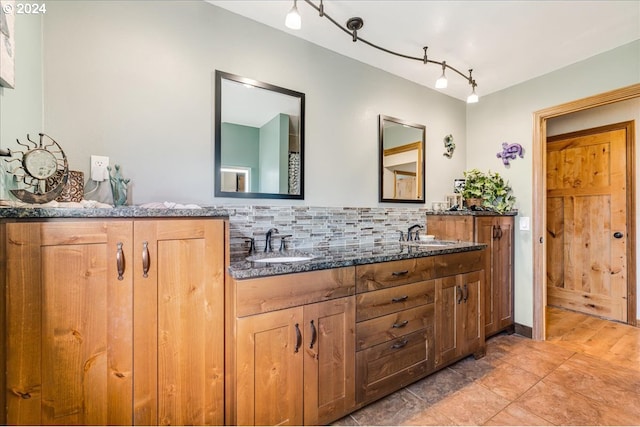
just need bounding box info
[547,98,640,317]
[467,40,640,327]
[38,0,466,207]
[0,12,42,199]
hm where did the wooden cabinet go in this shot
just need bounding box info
[427,214,514,337]
[228,268,356,426]
[236,306,304,426]
[434,271,484,368]
[2,218,226,426]
[354,270,436,405]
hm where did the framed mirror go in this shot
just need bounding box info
[378,115,426,203]
[215,70,305,199]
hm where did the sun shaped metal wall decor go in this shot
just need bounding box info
[3,133,69,203]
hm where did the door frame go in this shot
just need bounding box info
[532,83,640,340]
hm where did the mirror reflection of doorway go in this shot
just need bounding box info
[221,167,249,192]
[394,170,416,199]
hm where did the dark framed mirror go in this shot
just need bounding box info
[215,70,305,199]
[378,115,426,203]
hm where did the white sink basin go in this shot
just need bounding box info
[247,254,314,263]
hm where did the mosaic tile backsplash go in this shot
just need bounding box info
[222,205,428,257]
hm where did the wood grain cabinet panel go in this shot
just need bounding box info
[428,214,514,337]
[2,218,226,426]
[228,272,356,426]
[435,271,484,368]
[356,280,435,322]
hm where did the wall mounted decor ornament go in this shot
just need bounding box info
[443,134,455,158]
[496,142,524,166]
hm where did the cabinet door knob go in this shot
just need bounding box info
[116,242,125,281]
[142,241,150,278]
[613,231,624,239]
[309,320,317,349]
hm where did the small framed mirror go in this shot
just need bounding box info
[215,70,305,199]
[378,115,426,203]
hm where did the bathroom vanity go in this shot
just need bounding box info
[0,208,229,426]
[226,241,486,426]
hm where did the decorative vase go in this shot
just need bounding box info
[465,197,483,209]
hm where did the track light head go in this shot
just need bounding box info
[285,0,301,30]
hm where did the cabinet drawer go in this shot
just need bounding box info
[356,304,433,351]
[356,280,434,322]
[235,267,356,317]
[356,328,435,404]
[356,257,435,292]
[433,250,485,277]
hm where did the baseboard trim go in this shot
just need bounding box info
[514,323,533,338]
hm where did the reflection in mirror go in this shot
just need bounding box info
[379,115,426,203]
[215,70,305,199]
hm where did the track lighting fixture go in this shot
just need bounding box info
[435,62,448,89]
[284,0,479,103]
[467,70,478,103]
[285,0,301,30]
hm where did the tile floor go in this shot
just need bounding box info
[333,307,640,426]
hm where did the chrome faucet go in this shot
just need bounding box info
[264,228,279,252]
[407,224,424,241]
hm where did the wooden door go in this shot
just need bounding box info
[434,275,459,367]
[547,128,628,321]
[236,307,304,426]
[457,271,483,356]
[5,221,134,425]
[133,219,225,425]
[303,297,356,426]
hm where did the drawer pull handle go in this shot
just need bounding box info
[391,295,409,303]
[309,320,317,349]
[142,241,150,278]
[392,320,409,328]
[391,339,409,349]
[116,242,125,281]
[392,270,409,277]
[294,323,301,353]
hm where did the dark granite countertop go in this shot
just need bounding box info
[426,209,518,216]
[229,240,486,279]
[0,206,230,219]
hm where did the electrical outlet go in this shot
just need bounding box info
[519,216,530,231]
[90,155,109,180]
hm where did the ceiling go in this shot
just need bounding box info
[207,0,640,101]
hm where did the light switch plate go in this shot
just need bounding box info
[519,216,530,231]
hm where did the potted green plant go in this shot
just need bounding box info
[461,169,516,213]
